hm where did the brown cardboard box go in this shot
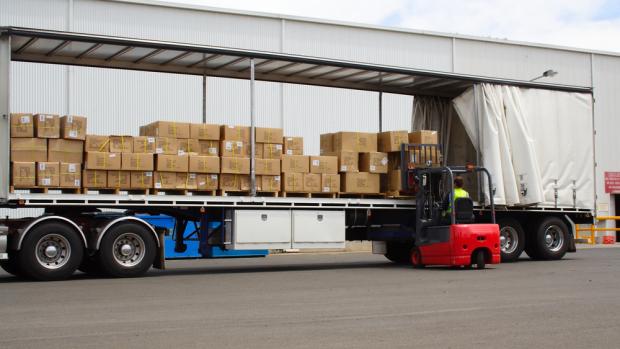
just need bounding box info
[282,173,303,192]
[37,162,59,187]
[83,170,107,188]
[256,127,283,144]
[303,173,321,193]
[387,152,402,170]
[59,163,81,188]
[219,174,250,191]
[261,175,281,192]
[155,154,189,172]
[384,170,403,192]
[107,170,131,189]
[109,136,133,153]
[418,146,442,165]
[196,173,219,191]
[130,171,153,189]
[34,114,60,138]
[326,151,358,173]
[220,140,248,157]
[281,155,309,173]
[155,137,179,155]
[133,136,156,153]
[378,131,409,152]
[320,133,333,155]
[341,172,380,193]
[122,153,153,171]
[310,156,338,174]
[48,139,84,163]
[190,123,220,140]
[176,173,198,190]
[60,115,87,140]
[256,158,280,176]
[142,121,190,139]
[10,113,34,138]
[198,140,219,156]
[178,138,201,155]
[321,174,340,193]
[153,172,177,189]
[220,125,250,142]
[408,130,438,145]
[283,137,303,155]
[260,143,283,159]
[11,138,47,162]
[359,152,388,174]
[333,132,377,152]
[85,152,121,170]
[220,157,250,174]
[189,155,220,173]
[85,135,110,152]
[11,162,36,188]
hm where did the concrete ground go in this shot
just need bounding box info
[0,247,619,349]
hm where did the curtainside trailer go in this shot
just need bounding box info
[0,27,595,280]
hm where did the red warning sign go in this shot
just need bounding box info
[604,172,620,193]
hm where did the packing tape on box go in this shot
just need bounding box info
[98,138,110,152]
[172,122,177,138]
[111,171,121,188]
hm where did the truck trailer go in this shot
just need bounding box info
[0,27,595,280]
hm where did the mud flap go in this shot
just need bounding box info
[564,215,577,253]
[153,228,166,269]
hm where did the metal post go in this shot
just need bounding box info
[472,84,484,205]
[202,74,207,123]
[378,91,383,132]
[0,34,10,203]
[250,58,257,197]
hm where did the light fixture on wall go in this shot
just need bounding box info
[530,69,558,81]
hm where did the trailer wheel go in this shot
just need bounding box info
[498,218,525,262]
[16,222,84,281]
[384,242,412,264]
[0,251,25,278]
[97,222,156,278]
[533,217,569,260]
[78,255,104,276]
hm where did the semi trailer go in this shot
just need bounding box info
[0,27,595,280]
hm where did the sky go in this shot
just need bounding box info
[160,0,620,53]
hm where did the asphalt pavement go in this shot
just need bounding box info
[0,247,619,349]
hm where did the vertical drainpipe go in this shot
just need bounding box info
[590,53,599,222]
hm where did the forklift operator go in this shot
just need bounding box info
[442,176,469,221]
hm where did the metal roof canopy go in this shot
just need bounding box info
[1,27,591,98]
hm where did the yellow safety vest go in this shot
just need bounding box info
[446,187,470,214]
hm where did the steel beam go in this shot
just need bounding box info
[250,58,257,197]
[0,34,9,202]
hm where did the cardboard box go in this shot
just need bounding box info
[11,138,47,162]
[281,155,309,173]
[190,123,220,140]
[303,173,321,193]
[261,175,281,192]
[10,113,34,138]
[219,174,250,191]
[256,158,280,176]
[37,162,59,187]
[326,151,358,173]
[359,152,388,174]
[155,137,179,155]
[418,146,442,165]
[34,114,60,138]
[48,139,84,163]
[220,125,250,142]
[408,130,438,145]
[11,162,36,188]
[321,174,340,193]
[60,115,87,140]
[196,173,219,191]
[107,170,131,189]
[378,131,409,152]
[220,157,250,174]
[387,152,402,170]
[109,136,133,153]
[155,154,189,172]
[283,137,303,155]
[341,172,380,194]
[130,171,153,189]
[310,156,338,174]
[333,132,377,152]
[178,138,201,155]
[383,170,403,192]
[83,170,107,188]
[59,163,81,188]
[85,152,121,170]
[260,143,283,159]
[220,140,248,157]
[320,133,333,155]
[281,173,303,192]
[189,155,220,173]
[256,127,283,144]
[142,121,190,139]
[133,136,156,153]
[122,153,154,171]
[153,171,178,189]
[176,173,198,190]
[198,140,219,156]
[85,135,110,152]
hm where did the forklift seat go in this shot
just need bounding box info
[454,197,475,224]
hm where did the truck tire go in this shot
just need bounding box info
[16,222,84,281]
[0,250,25,278]
[533,217,569,260]
[384,242,412,264]
[498,218,525,262]
[97,222,156,278]
[78,255,104,276]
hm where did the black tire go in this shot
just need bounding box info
[16,222,84,281]
[498,218,526,262]
[410,247,425,269]
[0,250,25,278]
[97,222,156,278]
[78,255,105,276]
[384,242,412,264]
[473,250,486,269]
[533,217,569,260]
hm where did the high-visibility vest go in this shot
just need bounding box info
[446,187,470,213]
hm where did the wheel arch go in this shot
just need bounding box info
[471,247,492,263]
[12,216,88,251]
[94,216,160,250]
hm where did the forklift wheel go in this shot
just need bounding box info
[411,248,425,269]
[473,250,486,269]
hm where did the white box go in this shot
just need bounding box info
[292,210,345,249]
[231,210,292,250]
